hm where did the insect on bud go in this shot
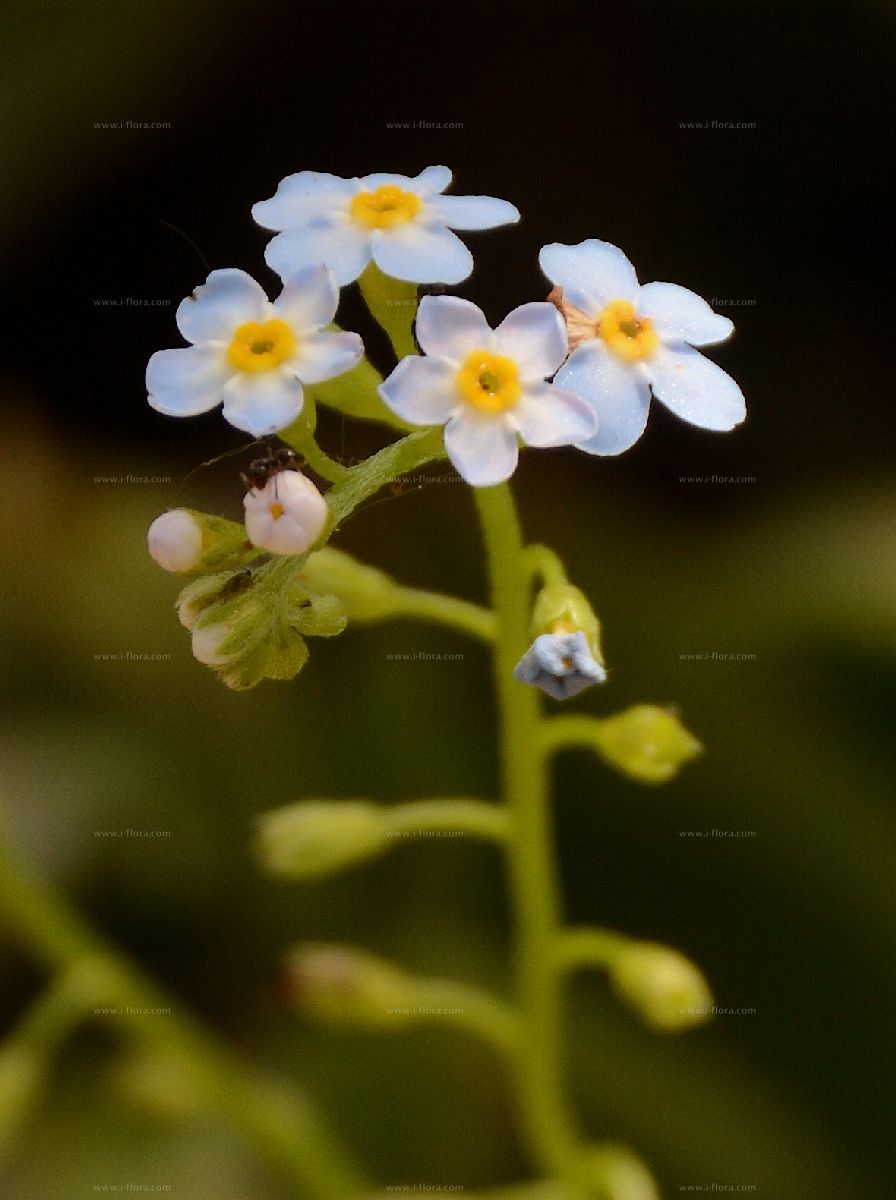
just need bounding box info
[255,801,388,880]
[244,470,329,556]
[610,942,713,1031]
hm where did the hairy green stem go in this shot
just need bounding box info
[474,484,582,1179]
[0,825,365,1200]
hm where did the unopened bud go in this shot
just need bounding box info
[190,621,235,667]
[611,942,713,1031]
[255,801,387,880]
[244,471,329,556]
[148,510,249,574]
[283,944,419,1026]
[595,705,702,784]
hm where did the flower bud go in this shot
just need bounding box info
[298,548,397,621]
[148,510,250,574]
[190,621,235,667]
[531,583,604,663]
[148,510,202,572]
[594,705,702,784]
[255,801,387,880]
[283,944,420,1027]
[610,942,713,1031]
[244,471,329,556]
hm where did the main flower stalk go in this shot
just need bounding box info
[474,483,582,1179]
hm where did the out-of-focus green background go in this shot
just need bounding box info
[1,1,893,1197]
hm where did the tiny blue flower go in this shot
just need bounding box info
[513,631,606,700]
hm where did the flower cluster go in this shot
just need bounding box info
[145,163,745,691]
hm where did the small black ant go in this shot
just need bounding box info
[240,446,304,494]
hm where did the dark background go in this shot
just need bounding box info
[1,2,894,1198]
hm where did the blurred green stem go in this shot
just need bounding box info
[554,927,630,973]
[474,484,582,1182]
[385,797,510,842]
[522,544,568,588]
[0,823,365,1200]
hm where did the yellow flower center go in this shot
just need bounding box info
[350,184,422,229]
[597,300,659,362]
[270,502,285,520]
[456,350,521,413]
[227,319,296,373]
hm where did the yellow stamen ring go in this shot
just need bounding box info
[227,319,296,373]
[456,350,521,413]
[597,300,659,363]
[350,184,422,229]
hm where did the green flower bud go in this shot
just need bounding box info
[299,547,397,622]
[530,584,604,663]
[594,705,703,784]
[283,944,420,1027]
[610,942,713,1031]
[148,510,251,574]
[255,801,387,879]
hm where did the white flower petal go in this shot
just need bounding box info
[493,303,568,381]
[221,369,304,437]
[146,346,230,417]
[638,282,734,346]
[415,295,494,362]
[251,172,355,231]
[512,382,597,447]
[539,240,640,313]
[378,355,459,425]
[645,343,746,431]
[425,193,520,231]
[370,223,474,284]
[412,165,452,194]
[264,219,372,286]
[291,329,363,384]
[273,264,340,330]
[444,412,519,486]
[175,270,269,344]
[554,342,652,456]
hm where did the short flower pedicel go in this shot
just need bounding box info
[379,296,596,486]
[541,239,746,454]
[252,166,520,285]
[146,265,362,436]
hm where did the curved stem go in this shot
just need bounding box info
[521,544,569,589]
[388,585,496,642]
[553,927,631,975]
[473,484,582,1179]
[411,980,521,1059]
[285,395,352,485]
[0,825,365,1200]
[326,427,446,523]
[385,798,510,843]
[539,716,605,758]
